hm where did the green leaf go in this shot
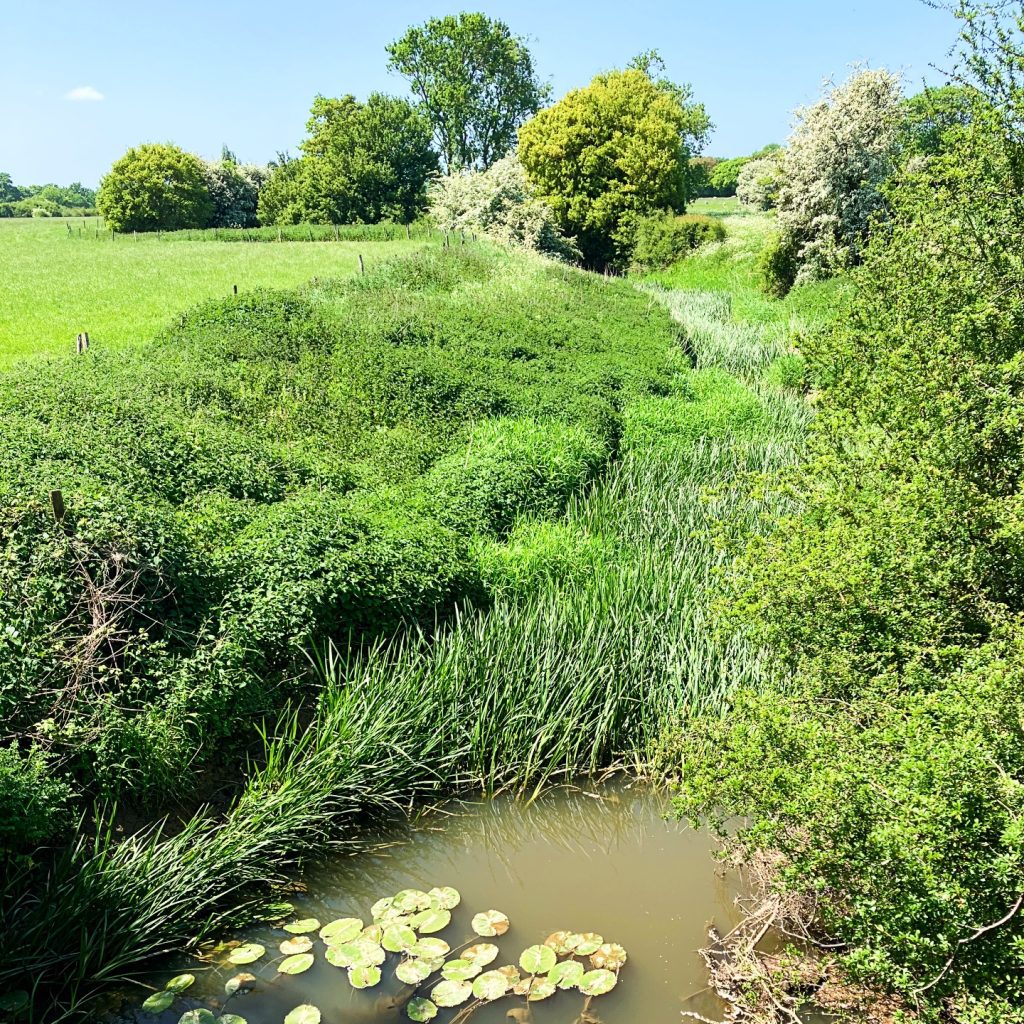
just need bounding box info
[279,936,313,955]
[441,958,481,981]
[580,968,618,996]
[382,923,418,952]
[574,932,603,955]
[548,959,584,990]
[463,943,499,967]
[470,909,509,937]
[361,923,384,944]
[514,976,556,1001]
[284,918,320,935]
[278,953,315,976]
[227,943,265,965]
[348,965,382,989]
[396,958,435,984]
[178,1013,216,1024]
[406,997,438,1021]
[0,992,28,1014]
[165,974,196,993]
[141,991,174,1013]
[410,937,450,959]
[284,1009,321,1024]
[393,889,431,913]
[370,897,396,921]
[472,970,510,1001]
[427,886,460,910]
[430,980,472,1007]
[410,907,451,934]
[319,918,363,943]
[223,973,256,997]
[217,1016,248,1024]
[519,945,556,975]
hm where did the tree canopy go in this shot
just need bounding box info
[386,12,548,172]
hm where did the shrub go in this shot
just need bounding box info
[97,143,213,233]
[0,745,75,861]
[763,353,807,391]
[736,152,784,210]
[758,229,800,297]
[629,212,725,270]
[203,160,266,228]
[707,156,750,196]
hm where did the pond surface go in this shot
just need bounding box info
[123,780,739,1024]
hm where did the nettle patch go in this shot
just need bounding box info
[140,885,628,1023]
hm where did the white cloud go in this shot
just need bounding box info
[65,85,104,102]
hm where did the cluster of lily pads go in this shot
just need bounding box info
[141,885,627,1023]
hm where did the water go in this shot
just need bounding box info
[121,781,738,1024]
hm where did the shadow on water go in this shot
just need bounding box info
[114,780,740,1024]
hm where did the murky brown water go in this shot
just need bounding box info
[121,781,739,1024]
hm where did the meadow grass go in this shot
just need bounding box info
[0,217,424,365]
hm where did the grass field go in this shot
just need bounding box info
[0,216,425,365]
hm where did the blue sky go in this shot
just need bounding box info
[2,0,963,187]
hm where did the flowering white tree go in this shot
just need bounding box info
[736,152,784,210]
[777,67,904,282]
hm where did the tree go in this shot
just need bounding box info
[517,64,711,268]
[203,161,267,228]
[97,143,212,232]
[387,12,548,172]
[901,83,978,156]
[258,93,437,225]
[736,151,784,210]
[0,174,22,203]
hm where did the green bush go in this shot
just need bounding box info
[763,353,807,390]
[0,745,75,861]
[629,213,725,270]
[758,230,799,297]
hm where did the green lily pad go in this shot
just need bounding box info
[427,886,460,910]
[0,992,28,1014]
[178,1013,216,1024]
[165,974,196,994]
[590,943,627,970]
[284,1008,321,1024]
[441,958,481,981]
[410,937,449,959]
[497,965,521,985]
[575,932,603,956]
[370,897,396,921]
[470,910,509,937]
[223,973,256,996]
[141,991,174,1013]
[319,918,363,943]
[382,923,418,952]
[472,970,510,1001]
[361,923,384,943]
[396,958,435,985]
[325,938,385,968]
[580,968,618,996]
[278,953,315,976]
[284,918,320,935]
[513,976,556,1001]
[463,943,499,967]
[218,1016,248,1024]
[279,936,313,956]
[543,931,578,954]
[519,945,556,975]
[549,959,585,990]
[393,889,431,913]
[410,907,451,934]
[406,997,438,1022]
[227,943,265,965]
[348,965,382,989]
[430,980,472,1007]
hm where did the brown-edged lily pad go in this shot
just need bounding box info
[430,980,472,1007]
[470,910,509,937]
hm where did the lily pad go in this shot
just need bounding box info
[513,976,556,1001]
[427,886,461,910]
[519,944,557,975]
[223,973,257,997]
[497,964,521,985]
[470,909,509,937]
[575,932,604,956]
[410,907,451,934]
[463,943,499,967]
[218,1016,248,1024]
[278,953,315,976]
[406,997,438,1022]
[580,968,618,996]
[395,959,435,985]
[227,943,265,966]
[284,918,320,935]
[284,1008,321,1024]
[382,923,418,952]
[430,980,473,1007]
[543,931,578,955]
[178,1013,216,1024]
[320,918,363,943]
[393,889,431,913]
[472,970,510,1001]
[348,965,382,989]
[141,991,175,1013]
[549,959,585,990]
[279,936,313,956]
[325,938,385,969]
[0,992,28,1014]
[590,943,628,970]
[410,937,449,959]
[165,974,196,994]
[370,897,396,921]
[441,958,481,981]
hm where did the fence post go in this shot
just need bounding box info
[358,254,365,275]
[50,490,65,524]
[233,284,238,295]
[406,223,411,240]
[76,332,89,354]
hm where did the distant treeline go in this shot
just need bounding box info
[0,174,96,217]
[689,146,783,198]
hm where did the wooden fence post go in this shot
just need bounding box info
[406,224,411,240]
[233,284,238,295]
[76,332,89,354]
[358,254,365,275]
[50,490,65,524]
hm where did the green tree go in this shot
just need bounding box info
[901,83,978,156]
[0,173,22,203]
[386,12,548,172]
[517,64,711,268]
[97,143,212,232]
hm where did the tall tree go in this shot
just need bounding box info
[386,12,548,173]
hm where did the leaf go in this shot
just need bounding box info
[410,937,450,959]
[141,991,175,1013]
[463,943,499,967]
[0,992,28,1014]
[319,918,363,943]
[589,943,627,970]
[440,958,481,981]
[393,889,431,913]
[279,936,313,955]
[370,897,396,921]
[513,976,556,1001]
[284,918,320,935]
[543,931,578,955]
[406,997,439,1021]
[284,1008,321,1024]
[548,959,585,990]
[227,943,265,965]
[427,886,460,910]
[396,959,434,984]
[575,932,603,955]
[382,923,418,952]
[361,923,384,944]
[165,974,196,993]
[278,953,315,976]
[470,909,509,937]
[325,938,385,968]
[497,964,521,985]
[218,1016,248,1024]
[348,965,382,989]
[410,907,451,934]
[223,973,256,997]
[178,1013,216,1024]
[580,969,618,995]
[519,944,556,975]
[430,980,473,1007]
[472,970,510,1001]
